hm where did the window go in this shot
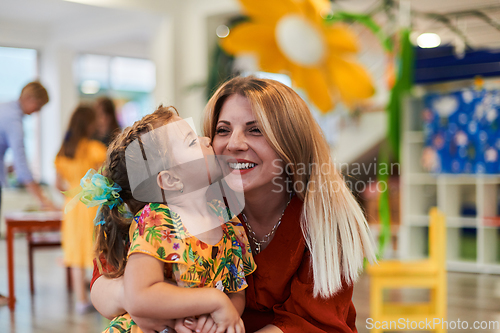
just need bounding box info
[76,54,156,128]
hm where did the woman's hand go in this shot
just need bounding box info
[194,314,218,333]
[173,317,197,333]
[128,315,175,333]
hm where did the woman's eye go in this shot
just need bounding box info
[215,127,229,135]
[249,127,261,134]
[189,138,198,147]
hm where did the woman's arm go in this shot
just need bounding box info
[90,262,177,332]
[90,275,126,319]
[228,290,246,315]
[255,325,283,333]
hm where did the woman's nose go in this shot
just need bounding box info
[227,131,248,151]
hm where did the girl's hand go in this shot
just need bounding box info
[210,297,245,333]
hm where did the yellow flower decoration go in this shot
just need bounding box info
[220,0,375,113]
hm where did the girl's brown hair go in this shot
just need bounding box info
[57,104,96,159]
[95,105,178,278]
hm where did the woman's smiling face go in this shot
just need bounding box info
[212,94,284,194]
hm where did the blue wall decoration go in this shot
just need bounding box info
[423,89,500,174]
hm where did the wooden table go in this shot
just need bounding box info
[5,211,63,311]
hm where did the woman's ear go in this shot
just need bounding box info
[157,170,183,192]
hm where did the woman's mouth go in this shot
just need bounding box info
[228,161,257,174]
[229,162,256,170]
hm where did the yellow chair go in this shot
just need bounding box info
[367,208,447,333]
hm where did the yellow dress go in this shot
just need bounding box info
[55,139,107,268]
[104,201,256,333]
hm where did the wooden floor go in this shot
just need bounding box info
[1,237,500,332]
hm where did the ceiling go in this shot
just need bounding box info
[1,0,499,52]
[0,0,162,57]
[333,0,500,49]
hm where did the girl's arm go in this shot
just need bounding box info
[124,252,242,332]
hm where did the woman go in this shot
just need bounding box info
[90,76,376,332]
[55,104,107,313]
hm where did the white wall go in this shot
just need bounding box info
[0,2,166,186]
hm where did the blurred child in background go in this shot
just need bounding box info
[55,104,107,313]
[95,97,120,147]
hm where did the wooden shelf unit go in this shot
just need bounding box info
[400,97,500,273]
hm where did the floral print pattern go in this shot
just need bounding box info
[104,200,256,333]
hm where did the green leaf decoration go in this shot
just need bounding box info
[145,226,162,244]
[207,201,219,215]
[214,254,227,279]
[225,224,235,237]
[242,256,255,274]
[132,228,139,240]
[182,250,188,263]
[221,207,230,222]
[130,243,140,252]
[188,244,196,262]
[107,316,129,333]
[172,214,186,238]
[155,207,174,221]
[157,247,166,259]
[233,245,243,261]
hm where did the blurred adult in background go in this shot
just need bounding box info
[55,104,107,313]
[0,81,57,306]
[0,81,57,210]
[95,97,120,146]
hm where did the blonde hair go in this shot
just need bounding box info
[21,81,49,104]
[203,76,376,298]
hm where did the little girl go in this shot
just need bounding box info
[80,106,254,333]
[55,104,107,313]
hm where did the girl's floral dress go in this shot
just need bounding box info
[104,200,256,333]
